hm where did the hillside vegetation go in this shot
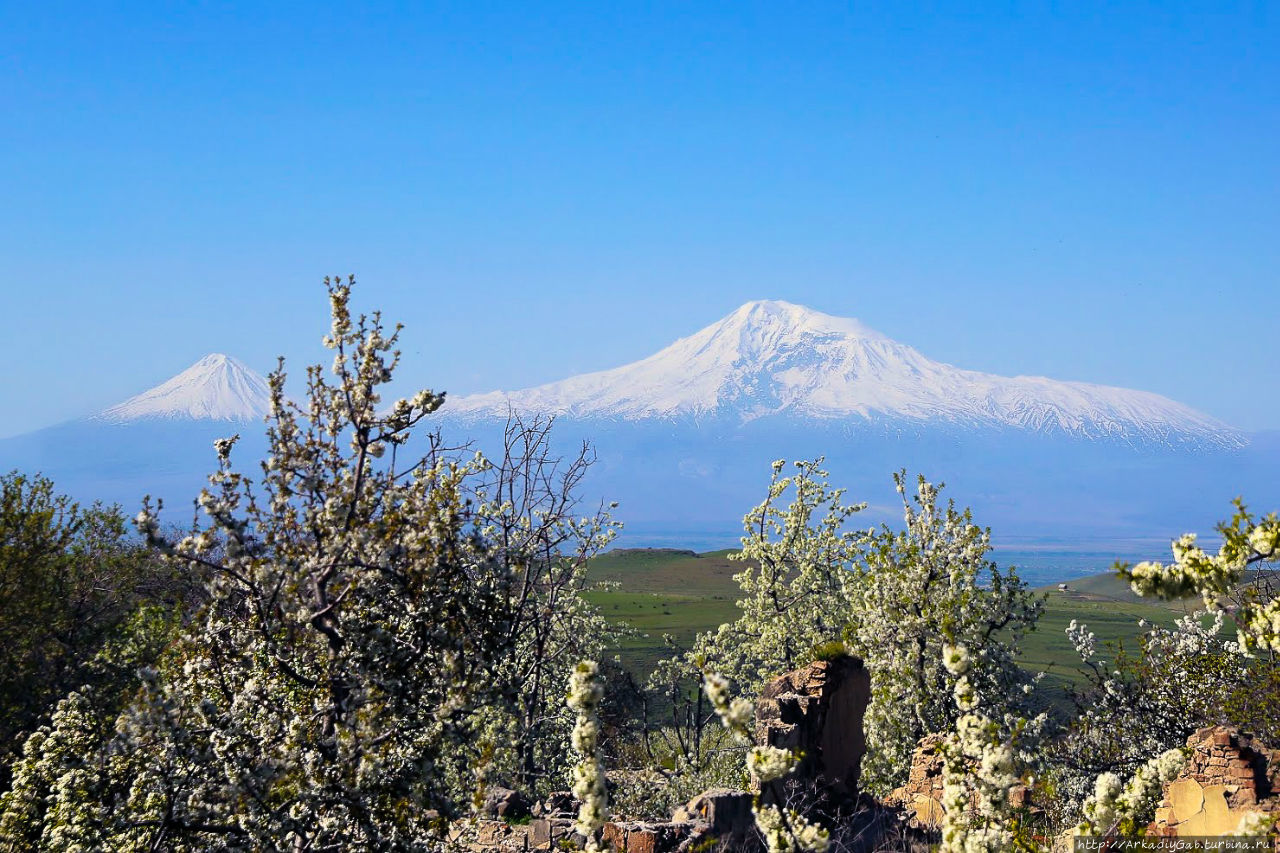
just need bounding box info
[585,547,1198,695]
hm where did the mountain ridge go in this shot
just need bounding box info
[443,300,1242,450]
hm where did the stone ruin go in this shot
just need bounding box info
[463,658,1280,850]
[884,734,1034,831]
[754,656,871,798]
[465,651,1280,852]
[1151,725,1280,839]
[883,734,948,829]
[466,654,875,851]
[885,723,1280,845]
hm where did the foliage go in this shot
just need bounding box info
[847,472,1043,793]
[1119,499,1280,653]
[1072,748,1186,839]
[657,460,862,693]
[810,641,849,663]
[607,723,746,821]
[468,416,622,797]
[1054,498,1280,808]
[658,461,1043,795]
[7,282,1280,850]
[0,471,193,782]
[1049,609,1257,809]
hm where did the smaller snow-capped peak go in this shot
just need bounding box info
[96,354,272,424]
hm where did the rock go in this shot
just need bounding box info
[475,820,518,846]
[886,732,1034,829]
[885,734,947,827]
[527,817,577,848]
[670,788,753,834]
[481,786,533,821]
[541,790,578,817]
[470,818,552,851]
[754,655,871,797]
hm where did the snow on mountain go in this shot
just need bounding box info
[95,354,272,423]
[445,300,1243,448]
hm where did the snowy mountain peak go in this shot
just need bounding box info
[445,301,1244,448]
[96,353,272,424]
[726,299,890,343]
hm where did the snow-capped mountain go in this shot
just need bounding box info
[96,354,272,424]
[445,300,1242,449]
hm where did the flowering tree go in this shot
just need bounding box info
[1120,499,1280,653]
[0,471,192,784]
[1051,609,1258,811]
[640,460,860,810]
[464,414,621,797]
[935,496,1280,849]
[662,462,1042,795]
[848,473,1043,793]
[684,459,865,689]
[0,279,612,851]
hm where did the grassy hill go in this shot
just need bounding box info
[586,547,1210,702]
[585,548,743,680]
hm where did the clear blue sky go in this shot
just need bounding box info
[2,2,1276,438]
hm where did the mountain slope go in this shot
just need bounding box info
[445,300,1241,449]
[96,354,272,423]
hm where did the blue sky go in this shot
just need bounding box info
[1,1,1276,438]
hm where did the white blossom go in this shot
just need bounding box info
[567,661,609,851]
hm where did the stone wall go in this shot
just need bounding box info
[1152,726,1280,838]
[885,733,1032,831]
[884,735,947,828]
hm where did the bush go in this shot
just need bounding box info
[0,471,194,783]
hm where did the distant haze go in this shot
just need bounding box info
[2,300,1275,560]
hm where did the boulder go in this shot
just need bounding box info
[482,786,533,821]
[540,790,578,817]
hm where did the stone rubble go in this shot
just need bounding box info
[467,654,875,851]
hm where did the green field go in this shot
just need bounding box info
[586,547,1208,700]
[584,548,744,680]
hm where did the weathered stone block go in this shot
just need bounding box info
[670,788,753,833]
[754,654,871,796]
[602,820,706,853]
[482,786,533,821]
